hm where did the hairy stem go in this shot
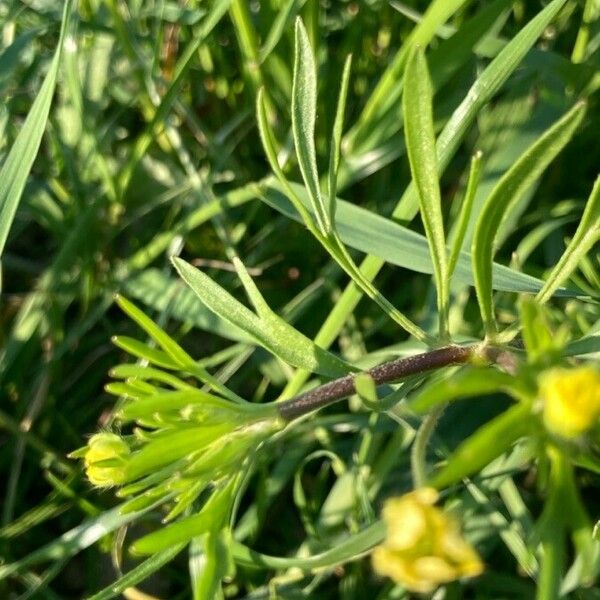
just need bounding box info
[411,404,446,489]
[278,345,475,421]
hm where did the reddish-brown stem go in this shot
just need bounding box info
[278,345,475,421]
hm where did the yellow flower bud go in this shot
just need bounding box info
[84,433,130,487]
[372,488,483,593]
[539,366,600,439]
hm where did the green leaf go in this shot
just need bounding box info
[429,403,534,489]
[121,269,250,343]
[172,257,351,378]
[0,0,73,260]
[327,54,352,225]
[115,390,237,422]
[448,151,482,280]
[407,367,520,414]
[232,256,275,321]
[189,530,231,600]
[125,424,234,481]
[519,298,556,362]
[0,499,165,582]
[256,88,316,229]
[354,373,378,405]
[111,336,180,370]
[259,178,583,297]
[393,0,570,223]
[292,18,329,234]
[105,382,154,400]
[472,101,586,336]
[110,364,194,390]
[131,484,234,555]
[115,295,195,367]
[536,175,600,304]
[403,47,449,338]
[115,294,242,402]
[232,520,385,570]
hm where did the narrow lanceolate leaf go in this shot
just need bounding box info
[114,295,242,402]
[407,367,520,415]
[111,336,180,370]
[131,483,234,555]
[131,509,218,556]
[232,520,386,570]
[327,54,352,224]
[448,151,482,279]
[189,529,232,600]
[256,88,315,230]
[472,101,586,336]
[403,47,449,338]
[0,0,73,259]
[125,424,233,481]
[115,295,194,367]
[536,176,600,304]
[292,18,330,234]
[172,257,351,377]
[110,364,194,389]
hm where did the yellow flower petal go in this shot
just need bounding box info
[540,366,600,439]
[373,488,483,592]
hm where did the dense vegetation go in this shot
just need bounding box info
[1,0,599,598]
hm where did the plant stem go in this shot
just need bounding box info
[411,404,446,488]
[278,345,474,421]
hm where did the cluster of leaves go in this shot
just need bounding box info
[1,0,600,599]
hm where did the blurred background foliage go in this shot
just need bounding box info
[0,0,599,597]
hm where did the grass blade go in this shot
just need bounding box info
[0,500,164,582]
[352,0,470,140]
[259,0,306,62]
[0,0,73,259]
[394,0,570,222]
[260,178,582,297]
[85,545,185,600]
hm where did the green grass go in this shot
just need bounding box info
[1,1,599,598]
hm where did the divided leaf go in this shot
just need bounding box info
[172,257,351,377]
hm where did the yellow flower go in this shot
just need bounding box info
[539,366,600,439]
[84,433,130,487]
[372,488,483,593]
